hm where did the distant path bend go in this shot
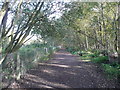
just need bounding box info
[19,49,117,88]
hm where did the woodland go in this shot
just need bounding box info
[0,0,120,88]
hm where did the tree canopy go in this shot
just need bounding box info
[0,1,120,88]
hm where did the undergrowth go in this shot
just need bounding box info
[66,47,120,79]
[91,56,109,63]
[102,63,120,78]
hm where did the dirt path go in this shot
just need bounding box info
[18,49,118,88]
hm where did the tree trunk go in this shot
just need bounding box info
[16,53,21,80]
[0,18,2,89]
[101,3,108,50]
[98,16,104,49]
[112,11,118,52]
[118,2,120,64]
[85,30,89,50]
[0,55,2,89]
[0,2,9,39]
[117,2,120,84]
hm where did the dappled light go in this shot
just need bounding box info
[20,73,70,88]
[38,63,70,68]
[73,66,82,69]
[54,58,65,60]
[80,60,91,62]
[42,69,56,74]
[0,1,120,89]
[17,50,117,88]
[55,52,72,56]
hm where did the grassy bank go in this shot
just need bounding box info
[66,47,120,79]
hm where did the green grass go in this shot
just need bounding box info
[75,50,108,63]
[2,43,57,78]
[102,63,120,78]
[66,48,120,79]
[39,54,51,62]
[91,56,109,63]
[80,51,100,60]
[81,54,92,59]
[80,56,91,60]
[88,53,99,57]
[78,51,93,60]
[76,49,120,79]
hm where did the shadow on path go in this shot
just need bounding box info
[19,49,117,88]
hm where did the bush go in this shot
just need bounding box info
[79,50,100,57]
[100,50,108,56]
[18,43,56,69]
[91,56,109,63]
[88,53,98,57]
[102,64,120,77]
[66,47,78,54]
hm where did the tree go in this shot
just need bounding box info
[0,1,44,65]
[0,1,45,88]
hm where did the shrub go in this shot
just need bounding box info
[102,64,120,77]
[91,56,109,63]
[100,50,108,56]
[88,54,98,57]
[66,47,78,54]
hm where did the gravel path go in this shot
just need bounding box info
[18,49,118,88]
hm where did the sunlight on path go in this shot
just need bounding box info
[19,49,117,88]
